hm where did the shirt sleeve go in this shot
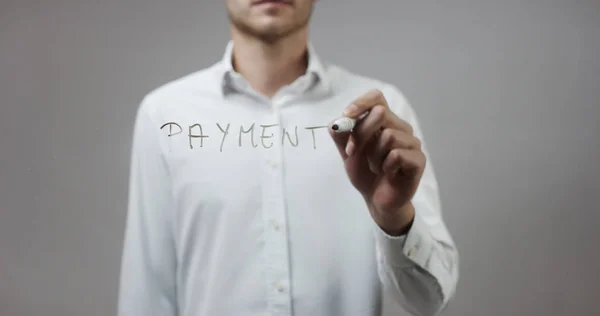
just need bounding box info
[373,85,459,316]
[117,98,178,316]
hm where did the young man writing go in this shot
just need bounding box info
[118,1,459,315]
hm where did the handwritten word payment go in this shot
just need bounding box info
[160,122,331,151]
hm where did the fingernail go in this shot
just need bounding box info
[368,159,379,174]
[345,140,355,156]
[343,104,359,116]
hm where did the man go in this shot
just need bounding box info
[117,0,458,315]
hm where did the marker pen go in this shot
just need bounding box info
[331,111,369,133]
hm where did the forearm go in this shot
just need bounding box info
[374,210,459,315]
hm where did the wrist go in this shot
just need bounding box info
[370,202,415,237]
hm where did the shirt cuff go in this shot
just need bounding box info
[374,212,434,269]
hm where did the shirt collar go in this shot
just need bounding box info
[216,40,331,95]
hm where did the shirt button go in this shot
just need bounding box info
[408,243,420,258]
[275,281,285,293]
[408,248,416,258]
[272,220,281,231]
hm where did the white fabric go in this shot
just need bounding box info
[118,41,459,316]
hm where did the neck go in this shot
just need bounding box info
[230,29,309,97]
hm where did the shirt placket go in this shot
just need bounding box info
[261,98,292,316]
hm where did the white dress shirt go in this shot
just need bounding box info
[118,41,459,316]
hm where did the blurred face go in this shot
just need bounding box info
[226,0,315,43]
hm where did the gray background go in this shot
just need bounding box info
[1,0,599,315]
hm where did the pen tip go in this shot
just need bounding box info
[331,124,339,130]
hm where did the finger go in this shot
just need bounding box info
[381,148,426,179]
[388,115,414,136]
[362,138,380,174]
[351,107,415,155]
[343,89,389,118]
[369,129,422,172]
[351,105,387,155]
[376,128,422,153]
[343,89,415,135]
[348,101,414,136]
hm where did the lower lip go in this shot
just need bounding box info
[254,1,290,7]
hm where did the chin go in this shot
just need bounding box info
[253,20,290,33]
[255,14,289,25]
